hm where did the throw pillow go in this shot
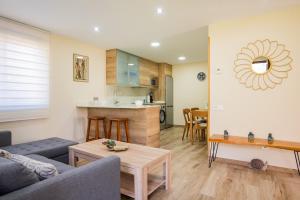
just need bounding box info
[0,149,11,159]
[0,149,59,180]
[0,157,40,195]
[10,154,58,180]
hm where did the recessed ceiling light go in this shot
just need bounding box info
[128,63,135,66]
[156,7,163,15]
[178,56,186,61]
[94,26,100,32]
[151,42,160,47]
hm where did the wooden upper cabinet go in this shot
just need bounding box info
[157,63,172,101]
[106,49,139,87]
[106,49,173,101]
[139,58,159,87]
[106,49,117,85]
[165,64,172,76]
[106,49,159,87]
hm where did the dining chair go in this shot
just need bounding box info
[182,108,191,140]
[191,107,199,111]
[190,110,208,144]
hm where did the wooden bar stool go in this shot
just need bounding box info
[86,116,107,142]
[191,107,199,111]
[108,118,130,142]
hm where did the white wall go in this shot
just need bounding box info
[106,86,150,98]
[0,34,106,144]
[173,62,208,125]
[209,6,300,169]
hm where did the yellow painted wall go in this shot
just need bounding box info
[173,62,208,125]
[0,34,106,144]
[209,6,300,169]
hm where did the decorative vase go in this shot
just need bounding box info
[267,133,274,144]
[248,132,255,142]
[224,130,229,139]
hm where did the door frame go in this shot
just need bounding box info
[207,37,211,149]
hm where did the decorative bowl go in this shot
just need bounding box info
[102,140,128,152]
[134,100,143,106]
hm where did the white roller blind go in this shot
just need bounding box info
[0,18,50,122]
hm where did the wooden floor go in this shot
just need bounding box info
[124,127,300,200]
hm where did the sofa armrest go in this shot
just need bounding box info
[0,130,12,147]
[0,156,121,200]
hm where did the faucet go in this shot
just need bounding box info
[113,88,119,104]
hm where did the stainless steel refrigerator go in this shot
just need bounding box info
[165,75,173,128]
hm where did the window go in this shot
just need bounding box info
[0,18,49,122]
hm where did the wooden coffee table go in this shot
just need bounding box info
[69,139,171,200]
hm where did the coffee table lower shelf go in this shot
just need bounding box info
[121,172,165,198]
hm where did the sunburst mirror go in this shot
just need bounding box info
[234,39,292,90]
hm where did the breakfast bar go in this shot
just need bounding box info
[77,104,160,147]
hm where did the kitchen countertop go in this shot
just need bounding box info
[143,102,165,105]
[76,103,160,109]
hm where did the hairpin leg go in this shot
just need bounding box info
[294,151,300,175]
[208,142,219,168]
[213,143,219,161]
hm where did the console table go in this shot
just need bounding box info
[208,134,300,175]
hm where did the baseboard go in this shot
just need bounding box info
[215,157,298,174]
[172,125,184,127]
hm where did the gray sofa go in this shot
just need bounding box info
[0,131,77,164]
[0,131,121,200]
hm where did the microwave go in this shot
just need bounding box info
[151,77,158,86]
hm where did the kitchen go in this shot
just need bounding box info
[78,36,208,147]
[77,49,175,147]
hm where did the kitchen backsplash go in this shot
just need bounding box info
[105,86,151,104]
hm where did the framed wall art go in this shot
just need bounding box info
[73,54,89,82]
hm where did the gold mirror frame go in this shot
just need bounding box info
[234,39,292,90]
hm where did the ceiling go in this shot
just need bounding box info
[1,0,300,65]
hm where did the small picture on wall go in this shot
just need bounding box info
[73,54,89,82]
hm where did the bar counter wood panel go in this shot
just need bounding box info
[88,106,160,147]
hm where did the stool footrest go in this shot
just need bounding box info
[89,116,105,120]
[108,118,130,143]
[109,118,129,122]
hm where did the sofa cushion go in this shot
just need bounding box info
[26,154,74,174]
[52,153,69,164]
[0,157,39,195]
[0,131,11,147]
[2,137,78,159]
[0,149,11,158]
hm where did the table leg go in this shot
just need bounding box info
[294,151,300,175]
[69,149,76,167]
[189,120,193,144]
[134,167,148,200]
[163,154,171,190]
